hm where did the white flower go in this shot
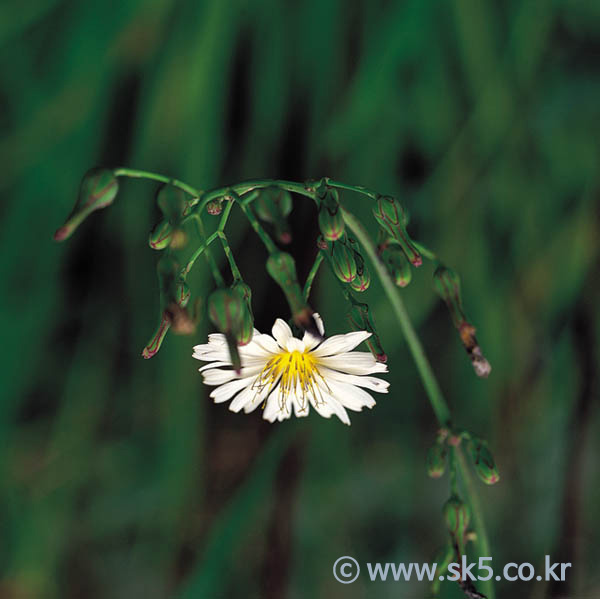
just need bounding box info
[192,314,389,425]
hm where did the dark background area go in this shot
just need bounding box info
[1,1,599,598]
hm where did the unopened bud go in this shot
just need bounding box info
[206,199,223,216]
[208,288,244,372]
[54,168,119,241]
[347,238,370,292]
[142,314,171,359]
[157,184,186,223]
[232,281,254,345]
[266,252,321,338]
[443,495,470,537]
[372,196,421,266]
[468,439,500,485]
[433,266,464,328]
[330,241,357,283]
[318,188,345,241]
[208,288,243,335]
[427,442,447,478]
[380,244,412,287]
[347,302,386,362]
[148,219,174,250]
[255,187,293,244]
[434,265,492,378]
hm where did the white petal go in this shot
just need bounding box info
[285,337,305,353]
[318,366,389,393]
[251,333,280,355]
[317,352,388,375]
[263,392,292,422]
[302,312,325,349]
[311,331,371,357]
[209,377,255,403]
[322,378,377,412]
[272,319,293,348]
[229,381,269,413]
[202,364,264,386]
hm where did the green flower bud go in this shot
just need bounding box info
[232,281,254,346]
[318,188,345,241]
[208,288,244,372]
[468,439,500,485]
[208,288,243,335]
[157,184,187,223]
[54,168,119,241]
[142,313,171,359]
[330,241,357,283]
[443,495,470,537]
[148,219,174,250]
[427,442,447,478]
[255,187,293,244]
[347,238,370,292]
[347,302,386,362]
[266,252,321,338]
[380,245,412,287]
[372,196,421,266]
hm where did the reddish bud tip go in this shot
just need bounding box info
[375,353,388,363]
[411,255,423,267]
[53,226,70,241]
[279,232,292,244]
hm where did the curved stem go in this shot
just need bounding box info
[342,207,494,599]
[341,208,451,427]
[303,253,324,301]
[113,167,202,199]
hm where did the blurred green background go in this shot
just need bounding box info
[2,1,599,598]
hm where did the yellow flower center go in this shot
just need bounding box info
[253,349,329,412]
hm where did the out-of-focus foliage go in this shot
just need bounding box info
[1,1,599,598]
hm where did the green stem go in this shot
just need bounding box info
[217,201,242,282]
[343,206,494,599]
[113,167,202,199]
[341,208,451,427]
[183,232,219,276]
[303,252,324,301]
[457,448,494,599]
[189,213,225,286]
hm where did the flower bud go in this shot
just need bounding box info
[54,168,119,241]
[232,281,254,346]
[330,241,357,283]
[347,238,370,292]
[255,187,293,244]
[372,196,421,266]
[433,265,492,378]
[468,439,500,485]
[380,245,412,287]
[266,252,321,338]
[142,277,192,358]
[157,184,187,223]
[208,288,244,372]
[148,219,174,250]
[206,199,223,216]
[347,302,386,362]
[427,442,447,478]
[433,266,464,328]
[318,188,345,241]
[443,495,470,537]
[208,288,243,335]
